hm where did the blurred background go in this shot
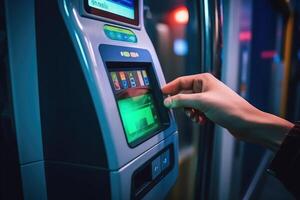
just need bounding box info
[1,0,300,199]
[142,0,300,199]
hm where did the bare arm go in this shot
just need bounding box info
[162,73,294,152]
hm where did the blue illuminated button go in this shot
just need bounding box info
[128,72,136,87]
[118,72,128,89]
[122,80,128,89]
[103,25,137,43]
[123,34,129,41]
[142,70,149,86]
[128,35,137,43]
[151,157,161,180]
[107,31,116,39]
[161,150,170,171]
[144,78,149,86]
[116,33,123,40]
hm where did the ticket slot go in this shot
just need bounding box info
[132,145,174,199]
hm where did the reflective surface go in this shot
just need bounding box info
[144,1,203,199]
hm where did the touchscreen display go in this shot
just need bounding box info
[86,0,138,25]
[109,69,161,146]
[88,0,134,19]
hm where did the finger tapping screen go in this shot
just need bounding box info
[87,0,136,20]
[109,68,162,146]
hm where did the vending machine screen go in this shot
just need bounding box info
[109,67,163,147]
[85,0,139,25]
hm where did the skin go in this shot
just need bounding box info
[162,73,294,152]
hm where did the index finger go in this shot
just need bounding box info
[162,74,200,95]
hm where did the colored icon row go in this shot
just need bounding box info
[104,25,137,43]
[110,70,150,91]
[106,31,137,43]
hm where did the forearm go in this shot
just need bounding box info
[242,110,294,152]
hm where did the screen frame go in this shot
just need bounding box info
[106,62,170,148]
[84,0,139,26]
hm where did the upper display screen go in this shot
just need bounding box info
[88,0,134,19]
[85,0,139,26]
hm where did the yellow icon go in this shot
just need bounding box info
[120,51,130,57]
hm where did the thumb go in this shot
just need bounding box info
[164,93,204,110]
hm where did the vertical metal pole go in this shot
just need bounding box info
[193,0,223,199]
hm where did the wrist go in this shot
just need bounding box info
[245,110,294,151]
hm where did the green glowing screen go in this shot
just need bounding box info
[117,93,160,144]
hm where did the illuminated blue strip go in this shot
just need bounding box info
[74,32,88,68]
[204,0,210,30]
[63,0,70,17]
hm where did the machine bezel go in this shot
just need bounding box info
[84,0,139,26]
[106,62,170,148]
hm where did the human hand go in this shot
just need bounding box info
[162,73,293,151]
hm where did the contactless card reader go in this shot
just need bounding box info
[32,0,179,199]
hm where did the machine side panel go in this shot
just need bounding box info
[44,162,111,200]
[5,0,43,165]
[35,0,108,168]
[4,0,47,199]
[21,162,48,200]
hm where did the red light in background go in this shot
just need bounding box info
[261,50,277,59]
[239,31,252,41]
[173,6,189,25]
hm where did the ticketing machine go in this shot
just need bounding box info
[4,0,178,199]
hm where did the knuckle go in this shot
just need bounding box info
[177,77,185,86]
[199,73,209,82]
[174,77,181,83]
[204,73,213,79]
[200,73,216,87]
